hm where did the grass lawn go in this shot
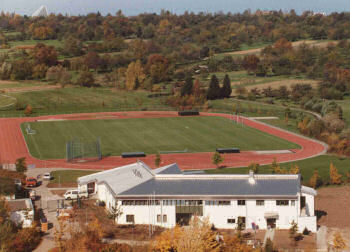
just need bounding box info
[336,99,350,126]
[49,170,99,184]
[9,39,63,48]
[0,86,171,117]
[21,116,300,159]
[206,154,350,186]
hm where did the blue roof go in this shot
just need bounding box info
[119,176,300,197]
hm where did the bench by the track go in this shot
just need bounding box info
[216,148,240,154]
[178,111,200,116]
[122,152,146,158]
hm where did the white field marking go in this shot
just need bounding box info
[249,117,279,120]
[0,94,17,108]
[37,119,67,122]
[254,150,294,154]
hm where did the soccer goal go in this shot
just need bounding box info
[25,123,36,135]
[66,138,102,163]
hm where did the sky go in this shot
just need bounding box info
[1,0,350,16]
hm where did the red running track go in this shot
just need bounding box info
[0,111,327,170]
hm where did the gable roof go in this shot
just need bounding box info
[78,162,303,198]
[7,199,33,211]
[78,161,155,196]
[153,163,182,175]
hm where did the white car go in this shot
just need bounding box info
[64,189,88,200]
[43,173,52,181]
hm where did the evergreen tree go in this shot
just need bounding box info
[16,157,27,173]
[221,74,232,98]
[134,77,140,90]
[180,76,193,97]
[207,74,220,100]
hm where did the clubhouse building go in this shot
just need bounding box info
[78,161,317,232]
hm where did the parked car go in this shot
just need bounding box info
[25,177,37,187]
[64,189,88,200]
[43,172,52,181]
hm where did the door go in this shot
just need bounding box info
[176,213,192,226]
[267,218,276,229]
[87,182,95,194]
[300,196,306,210]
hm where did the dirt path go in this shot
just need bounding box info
[0,111,327,170]
[2,85,60,93]
[226,40,336,56]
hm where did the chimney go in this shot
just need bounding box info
[248,170,256,185]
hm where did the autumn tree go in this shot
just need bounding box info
[243,55,260,75]
[84,51,102,71]
[32,43,58,67]
[32,64,48,79]
[309,169,322,188]
[289,165,300,174]
[76,71,95,87]
[125,60,146,90]
[108,202,123,224]
[264,238,275,252]
[24,105,33,116]
[333,231,347,251]
[146,54,169,84]
[193,79,203,98]
[46,66,71,86]
[289,220,300,246]
[180,76,193,97]
[221,74,232,98]
[62,36,84,57]
[330,163,342,185]
[212,152,224,168]
[207,74,220,100]
[152,217,221,252]
[129,39,147,59]
[248,163,259,174]
[155,153,161,167]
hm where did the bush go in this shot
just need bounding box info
[303,227,310,235]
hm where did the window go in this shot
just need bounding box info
[256,200,264,206]
[276,200,289,206]
[126,215,134,223]
[227,218,235,224]
[238,200,246,206]
[291,200,295,206]
[218,201,231,206]
[157,215,167,223]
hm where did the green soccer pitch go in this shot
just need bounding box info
[21,116,300,160]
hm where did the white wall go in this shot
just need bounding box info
[204,199,299,230]
[91,193,316,232]
[298,216,317,232]
[117,202,176,228]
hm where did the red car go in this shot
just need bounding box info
[25,177,37,187]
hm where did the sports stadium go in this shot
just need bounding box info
[0,111,327,170]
